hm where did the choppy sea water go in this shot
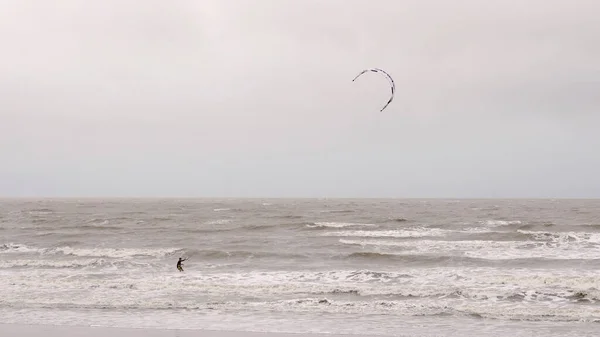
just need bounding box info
[1,198,600,337]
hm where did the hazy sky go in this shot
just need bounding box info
[1,0,599,198]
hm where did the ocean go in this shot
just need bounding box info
[1,198,599,336]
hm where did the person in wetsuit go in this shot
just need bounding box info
[177,257,187,272]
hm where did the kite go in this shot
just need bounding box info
[352,68,395,112]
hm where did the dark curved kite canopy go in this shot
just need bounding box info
[352,68,395,112]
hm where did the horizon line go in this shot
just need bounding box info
[1,195,599,200]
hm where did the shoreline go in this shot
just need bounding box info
[0,324,397,337]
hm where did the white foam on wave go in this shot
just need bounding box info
[0,258,142,269]
[47,246,180,259]
[461,226,493,233]
[518,230,600,245]
[204,219,231,225]
[0,243,40,254]
[307,222,377,229]
[482,220,523,226]
[2,267,599,324]
[215,297,600,323]
[0,243,180,259]
[322,227,448,238]
[339,237,600,260]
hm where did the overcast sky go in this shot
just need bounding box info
[1,0,599,198]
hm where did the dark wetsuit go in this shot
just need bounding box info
[177,258,187,272]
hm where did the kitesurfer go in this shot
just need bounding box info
[177,257,187,272]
